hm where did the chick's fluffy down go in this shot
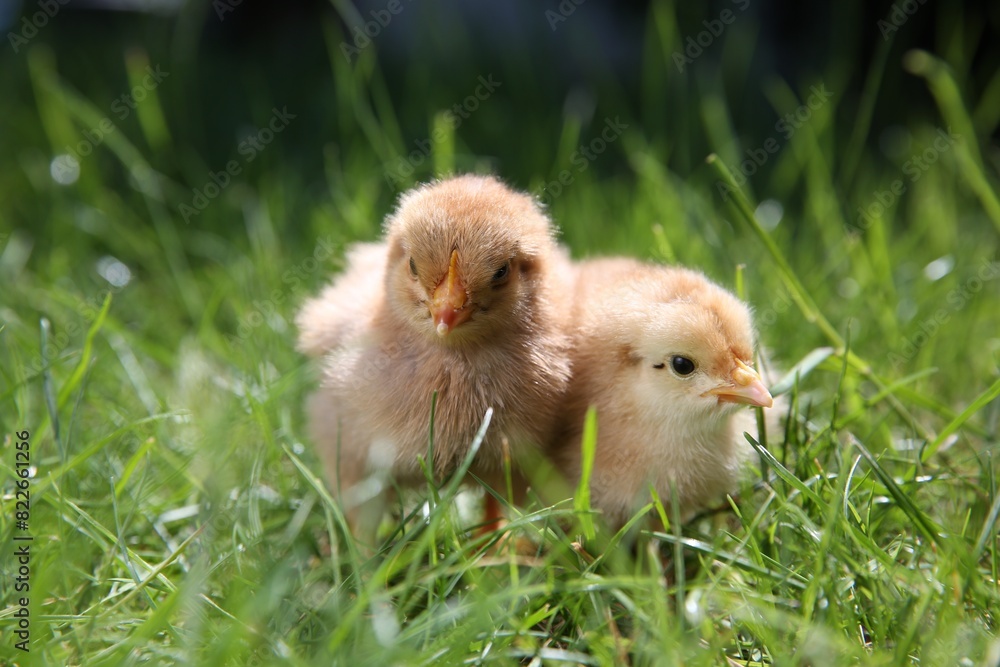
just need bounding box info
[552,258,777,529]
[297,175,573,514]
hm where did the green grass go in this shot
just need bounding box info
[1,2,999,665]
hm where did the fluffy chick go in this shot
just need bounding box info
[297,175,572,535]
[296,242,388,358]
[552,258,773,530]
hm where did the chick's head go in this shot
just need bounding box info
[613,268,773,422]
[383,175,556,344]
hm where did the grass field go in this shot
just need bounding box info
[2,1,1000,665]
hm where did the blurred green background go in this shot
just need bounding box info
[2,0,998,390]
[2,0,1000,665]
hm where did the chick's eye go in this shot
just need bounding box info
[671,356,696,376]
[492,262,510,282]
[408,257,417,276]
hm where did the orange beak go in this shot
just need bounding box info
[429,249,472,336]
[706,359,773,408]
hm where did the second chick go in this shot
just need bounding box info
[551,258,774,530]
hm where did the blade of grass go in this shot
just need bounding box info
[769,347,834,396]
[851,435,944,549]
[124,48,172,152]
[973,490,1000,562]
[424,390,441,506]
[39,317,63,459]
[110,477,157,609]
[283,444,361,568]
[649,532,807,591]
[921,375,1000,462]
[904,50,1000,234]
[432,110,456,177]
[670,480,684,632]
[746,434,822,507]
[57,293,111,410]
[574,406,598,541]
[841,37,892,191]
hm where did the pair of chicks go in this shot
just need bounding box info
[297,175,773,538]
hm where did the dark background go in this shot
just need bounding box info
[4,0,999,240]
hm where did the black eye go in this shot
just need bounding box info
[671,356,696,376]
[492,262,510,282]
[409,257,417,276]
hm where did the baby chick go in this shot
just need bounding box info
[552,258,773,530]
[297,175,572,536]
[296,242,388,358]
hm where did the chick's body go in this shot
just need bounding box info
[553,259,773,529]
[296,242,387,358]
[297,176,572,523]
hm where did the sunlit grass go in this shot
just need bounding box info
[1,2,999,665]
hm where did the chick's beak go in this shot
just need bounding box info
[706,359,774,408]
[430,249,471,336]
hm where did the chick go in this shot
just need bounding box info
[296,242,388,358]
[552,258,773,530]
[297,175,572,536]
